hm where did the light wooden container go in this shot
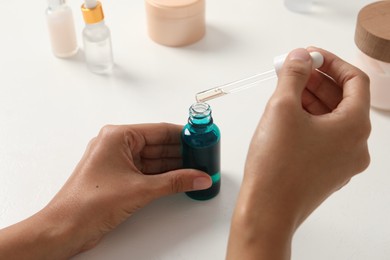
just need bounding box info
[355,1,390,110]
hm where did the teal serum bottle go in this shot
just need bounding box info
[182,102,221,200]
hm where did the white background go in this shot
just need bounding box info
[0,0,389,259]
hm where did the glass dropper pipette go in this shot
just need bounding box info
[196,69,276,102]
[196,52,324,103]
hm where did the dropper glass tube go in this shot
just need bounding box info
[195,69,276,102]
[195,51,324,103]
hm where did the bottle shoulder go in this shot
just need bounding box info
[183,122,220,134]
[46,5,73,17]
[182,123,220,147]
[83,22,111,41]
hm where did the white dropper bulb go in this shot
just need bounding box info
[84,0,98,9]
[273,51,324,74]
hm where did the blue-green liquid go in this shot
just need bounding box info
[182,127,221,200]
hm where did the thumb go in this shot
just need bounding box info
[148,169,212,197]
[275,48,313,101]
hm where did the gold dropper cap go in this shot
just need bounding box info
[81,1,104,24]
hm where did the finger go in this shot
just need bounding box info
[305,70,343,110]
[307,47,370,114]
[275,48,313,104]
[141,144,182,159]
[147,169,212,197]
[301,88,331,115]
[140,157,182,174]
[123,123,183,146]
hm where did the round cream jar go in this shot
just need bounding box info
[145,0,205,47]
[354,1,390,110]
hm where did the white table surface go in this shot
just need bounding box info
[1,0,389,259]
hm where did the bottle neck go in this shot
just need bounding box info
[48,0,66,10]
[85,20,105,28]
[188,103,213,127]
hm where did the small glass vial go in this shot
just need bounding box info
[81,0,114,73]
[46,0,78,58]
[182,102,221,200]
[354,1,390,110]
[284,0,313,13]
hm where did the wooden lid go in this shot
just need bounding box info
[355,1,390,63]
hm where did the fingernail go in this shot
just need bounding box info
[193,177,212,190]
[289,48,311,62]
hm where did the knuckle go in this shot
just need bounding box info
[170,174,185,193]
[340,121,371,175]
[360,150,371,172]
[358,70,370,86]
[267,95,297,115]
[87,136,98,147]
[351,117,371,141]
[360,119,371,140]
[354,147,371,175]
[333,113,371,176]
[85,136,99,152]
[98,124,117,140]
[100,124,115,134]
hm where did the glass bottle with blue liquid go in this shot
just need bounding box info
[182,102,221,200]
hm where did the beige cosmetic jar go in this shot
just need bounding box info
[354,1,390,110]
[145,0,205,47]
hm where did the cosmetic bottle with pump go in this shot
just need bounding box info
[81,0,114,73]
[46,0,78,58]
[182,102,221,200]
